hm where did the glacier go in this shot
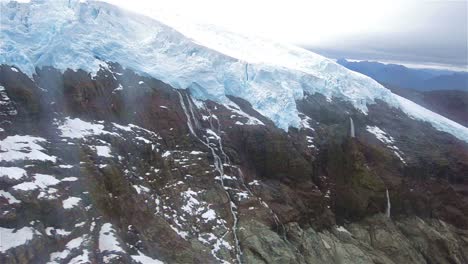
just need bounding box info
[1,0,468,142]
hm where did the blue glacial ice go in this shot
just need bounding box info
[1,0,467,142]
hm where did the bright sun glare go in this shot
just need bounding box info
[102,0,409,44]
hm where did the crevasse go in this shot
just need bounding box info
[1,0,468,142]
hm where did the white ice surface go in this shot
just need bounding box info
[1,0,467,141]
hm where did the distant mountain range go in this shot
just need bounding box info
[337,59,468,126]
[337,59,468,91]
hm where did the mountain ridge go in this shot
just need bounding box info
[337,58,468,91]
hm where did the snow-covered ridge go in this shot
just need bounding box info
[1,0,468,142]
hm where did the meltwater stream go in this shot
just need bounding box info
[177,91,243,263]
[177,90,297,262]
[206,108,289,242]
[386,189,391,219]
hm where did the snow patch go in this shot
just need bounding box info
[366,125,406,164]
[0,135,56,162]
[0,167,27,181]
[99,223,124,253]
[0,190,20,204]
[336,226,351,235]
[131,250,164,264]
[201,209,216,222]
[0,226,39,253]
[94,145,112,157]
[13,173,60,191]
[62,197,81,209]
[49,236,88,263]
[58,117,115,139]
[133,185,150,194]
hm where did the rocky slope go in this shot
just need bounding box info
[1,1,468,263]
[1,64,468,263]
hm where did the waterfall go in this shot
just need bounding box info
[349,117,355,138]
[177,90,243,263]
[177,91,198,137]
[386,189,391,218]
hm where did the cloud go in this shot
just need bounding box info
[305,1,467,67]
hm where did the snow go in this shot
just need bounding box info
[135,136,151,144]
[366,125,406,164]
[58,117,115,138]
[0,190,20,204]
[0,135,57,162]
[103,254,121,263]
[248,180,260,186]
[35,173,61,186]
[336,226,351,235]
[169,225,188,239]
[62,197,81,209]
[67,237,84,249]
[201,209,216,222]
[13,173,60,191]
[0,226,39,252]
[133,185,150,194]
[162,151,171,158]
[45,227,71,237]
[0,167,27,180]
[59,118,113,140]
[49,236,88,263]
[394,95,468,142]
[1,0,467,141]
[224,104,264,126]
[113,84,123,93]
[131,251,164,264]
[366,126,394,144]
[95,145,112,157]
[62,177,78,181]
[180,189,201,214]
[112,123,132,132]
[299,113,314,130]
[68,250,90,264]
[99,223,124,253]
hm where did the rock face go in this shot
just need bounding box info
[1,64,468,263]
